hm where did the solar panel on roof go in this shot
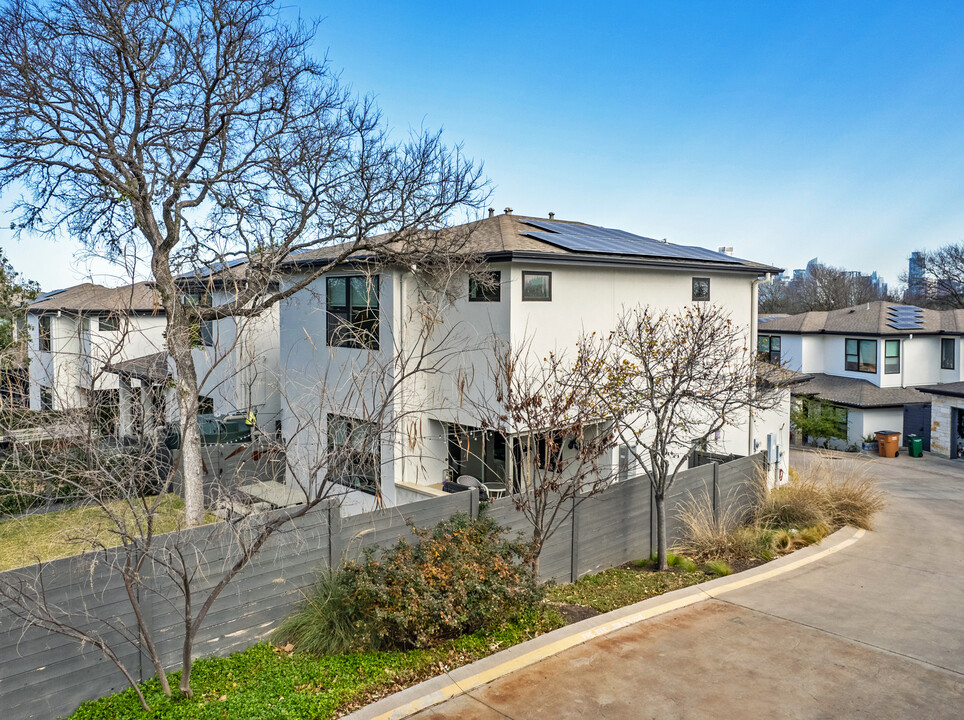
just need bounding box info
[35,288,67,301]
[887,321,924,330]
[520,220,742,263]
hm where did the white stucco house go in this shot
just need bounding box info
[276,211,789,514]
[758,302,964,452]
[23,280,282,440]
[24,283,168,434]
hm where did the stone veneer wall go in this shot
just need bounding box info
[929,395,963,458]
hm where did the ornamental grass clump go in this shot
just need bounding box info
[275,513,541,655]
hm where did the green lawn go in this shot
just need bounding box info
[0,494,212,572]
[69,608,565,720]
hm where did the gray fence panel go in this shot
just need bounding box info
[663,465,715,548]
[718,453,765,523]
[574,475,652,579]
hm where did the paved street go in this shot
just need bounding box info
[411,451,964,719]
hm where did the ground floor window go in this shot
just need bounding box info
[327,414,380,495]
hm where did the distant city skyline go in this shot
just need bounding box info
[3,0,964,291]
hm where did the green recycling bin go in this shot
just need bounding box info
[906,435,923,458]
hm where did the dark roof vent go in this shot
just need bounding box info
[548,212,555,220]
[487,208,494,218]
[504,207,513,215]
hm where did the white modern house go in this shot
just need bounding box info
[277,211,789,514]
[23,280,282,440]
[25,283,167,434]
[758,302,964,451]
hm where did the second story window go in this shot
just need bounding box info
[99,314,120,332]
[38,315,51,353]
[884,339,900,375]
[327,275,379,349]
[692,277,711,302]
[182,293,214,348]
[758,335,781,364]
[845,338,877,373]
[942,338,956,370]
[469,271,501,302]
[522,271,551,301]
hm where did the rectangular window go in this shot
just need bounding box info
[469,271,501,302]
[183,293,214,348]
[884,339,900,375]
[197,395,215,415]
[942,338,956,370]
[39,386,53,411]
[39,315,51,353]
[327,414,379,495]
[845,338,877,373]
[99,314,120,332]
[522,271,552,301]
[758,335,781,365]
[327,276,379,349]
[692,277,711,302]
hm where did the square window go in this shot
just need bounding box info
[692,277,710,302]
[522,271,551,301]
[469,271,501,302]
[941,338,956,370]
[845,338,877,373]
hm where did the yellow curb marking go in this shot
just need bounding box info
[367,528,866,720]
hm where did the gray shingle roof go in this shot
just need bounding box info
[791,373,931,408]
[916,382,964,399]
[758,301,964,336]
[107,352,171,382]
[288,214,780,274]
[29,282,161,314]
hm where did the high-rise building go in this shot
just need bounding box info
[908,251,926,299]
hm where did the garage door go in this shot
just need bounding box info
[902,403,932,451]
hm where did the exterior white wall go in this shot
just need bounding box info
[278,261,783,511]
[27,311,167,412]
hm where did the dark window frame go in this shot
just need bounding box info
[182,292,214,348]
[469,271,502,302]
[845,338,877,373]
[39,386,53,411]
[38,315,51,353]
[327,414,380,496]
[326,275,380,349]
[884,339,900,375]
[521,271,552,302]
[758,334,782,365]
[941,338,956,370]
[692,277,711,302]
[98,314,121,332]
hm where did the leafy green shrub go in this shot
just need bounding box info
[702,559,733,576]
[275,513,541,654]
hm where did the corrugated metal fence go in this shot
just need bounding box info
[0,453,763,720]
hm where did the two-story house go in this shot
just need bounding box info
[757,302,964,452]
[25,283,167,435]
[277,211,787,514]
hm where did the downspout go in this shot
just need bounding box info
[748,273,772,457]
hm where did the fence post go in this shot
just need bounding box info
[712,462,720,526]
[570,494,580,583]
[469,487,479,520]
[136,550,156,684]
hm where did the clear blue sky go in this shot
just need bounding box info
[4,0,964,291]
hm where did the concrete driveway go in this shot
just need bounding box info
[407,451,964,719]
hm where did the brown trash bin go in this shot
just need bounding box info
[876,430,901,458]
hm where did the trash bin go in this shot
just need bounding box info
[906,435,923,458]
[876,430,901,458]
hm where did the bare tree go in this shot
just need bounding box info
[760,262,894,314]
[581,305,783,570]
[0,257,480,706]
[0,249,38,412]
[472,340,618,578]
[915,243,964,309]
[0,0,487,526]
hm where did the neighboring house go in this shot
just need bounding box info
[277,211,787,514]
[758,302,964,451]
[25,283,167,435]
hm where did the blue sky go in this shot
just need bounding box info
[4,0,964,291]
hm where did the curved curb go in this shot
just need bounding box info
[343,526,866,720]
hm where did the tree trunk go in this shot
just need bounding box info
[654,492,668,571]
[530,526,543,581]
